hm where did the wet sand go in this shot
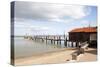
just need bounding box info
[15,48,97,66]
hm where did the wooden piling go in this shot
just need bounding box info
[53,36,55,44]
[71,41,73,47]
[64,38,67,47]
[46,36,47,44]
[76,42,78,47]
[51,39,53,44]
[57,37,59,44]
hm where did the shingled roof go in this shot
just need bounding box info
[69,27,97,33]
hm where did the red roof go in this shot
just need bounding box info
[69,27,97,33]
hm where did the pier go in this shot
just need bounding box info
[25,35,79,48]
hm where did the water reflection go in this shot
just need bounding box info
[14,37,64,58]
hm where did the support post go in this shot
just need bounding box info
[72,41,73,47]
[64,37,67,47]
[54,36,55,44]
[46,36,47,44]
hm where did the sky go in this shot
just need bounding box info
[12,1,97,36]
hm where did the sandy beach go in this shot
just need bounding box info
[15,48,97,66]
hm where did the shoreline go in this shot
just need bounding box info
[15,48,97,66]
[15,48,76,59]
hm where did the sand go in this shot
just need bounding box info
[15,48,97,66]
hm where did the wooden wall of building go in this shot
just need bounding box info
[69,32,90,42]
[68,32,97,48]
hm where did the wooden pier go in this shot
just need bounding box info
[25,35,79,48]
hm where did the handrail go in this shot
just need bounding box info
[80,41,89,49]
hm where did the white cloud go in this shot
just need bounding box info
[14,21,51,35]
[13,2,93,35]
[14,1,91,22]
[15,23,49,30]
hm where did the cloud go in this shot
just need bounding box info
[14,1,91,22]
[15,21,52,35]
[15,21,50,31]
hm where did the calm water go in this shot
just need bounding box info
[14,37,65,59]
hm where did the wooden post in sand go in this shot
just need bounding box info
[54,36,55,44]
[72,53,77,60]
